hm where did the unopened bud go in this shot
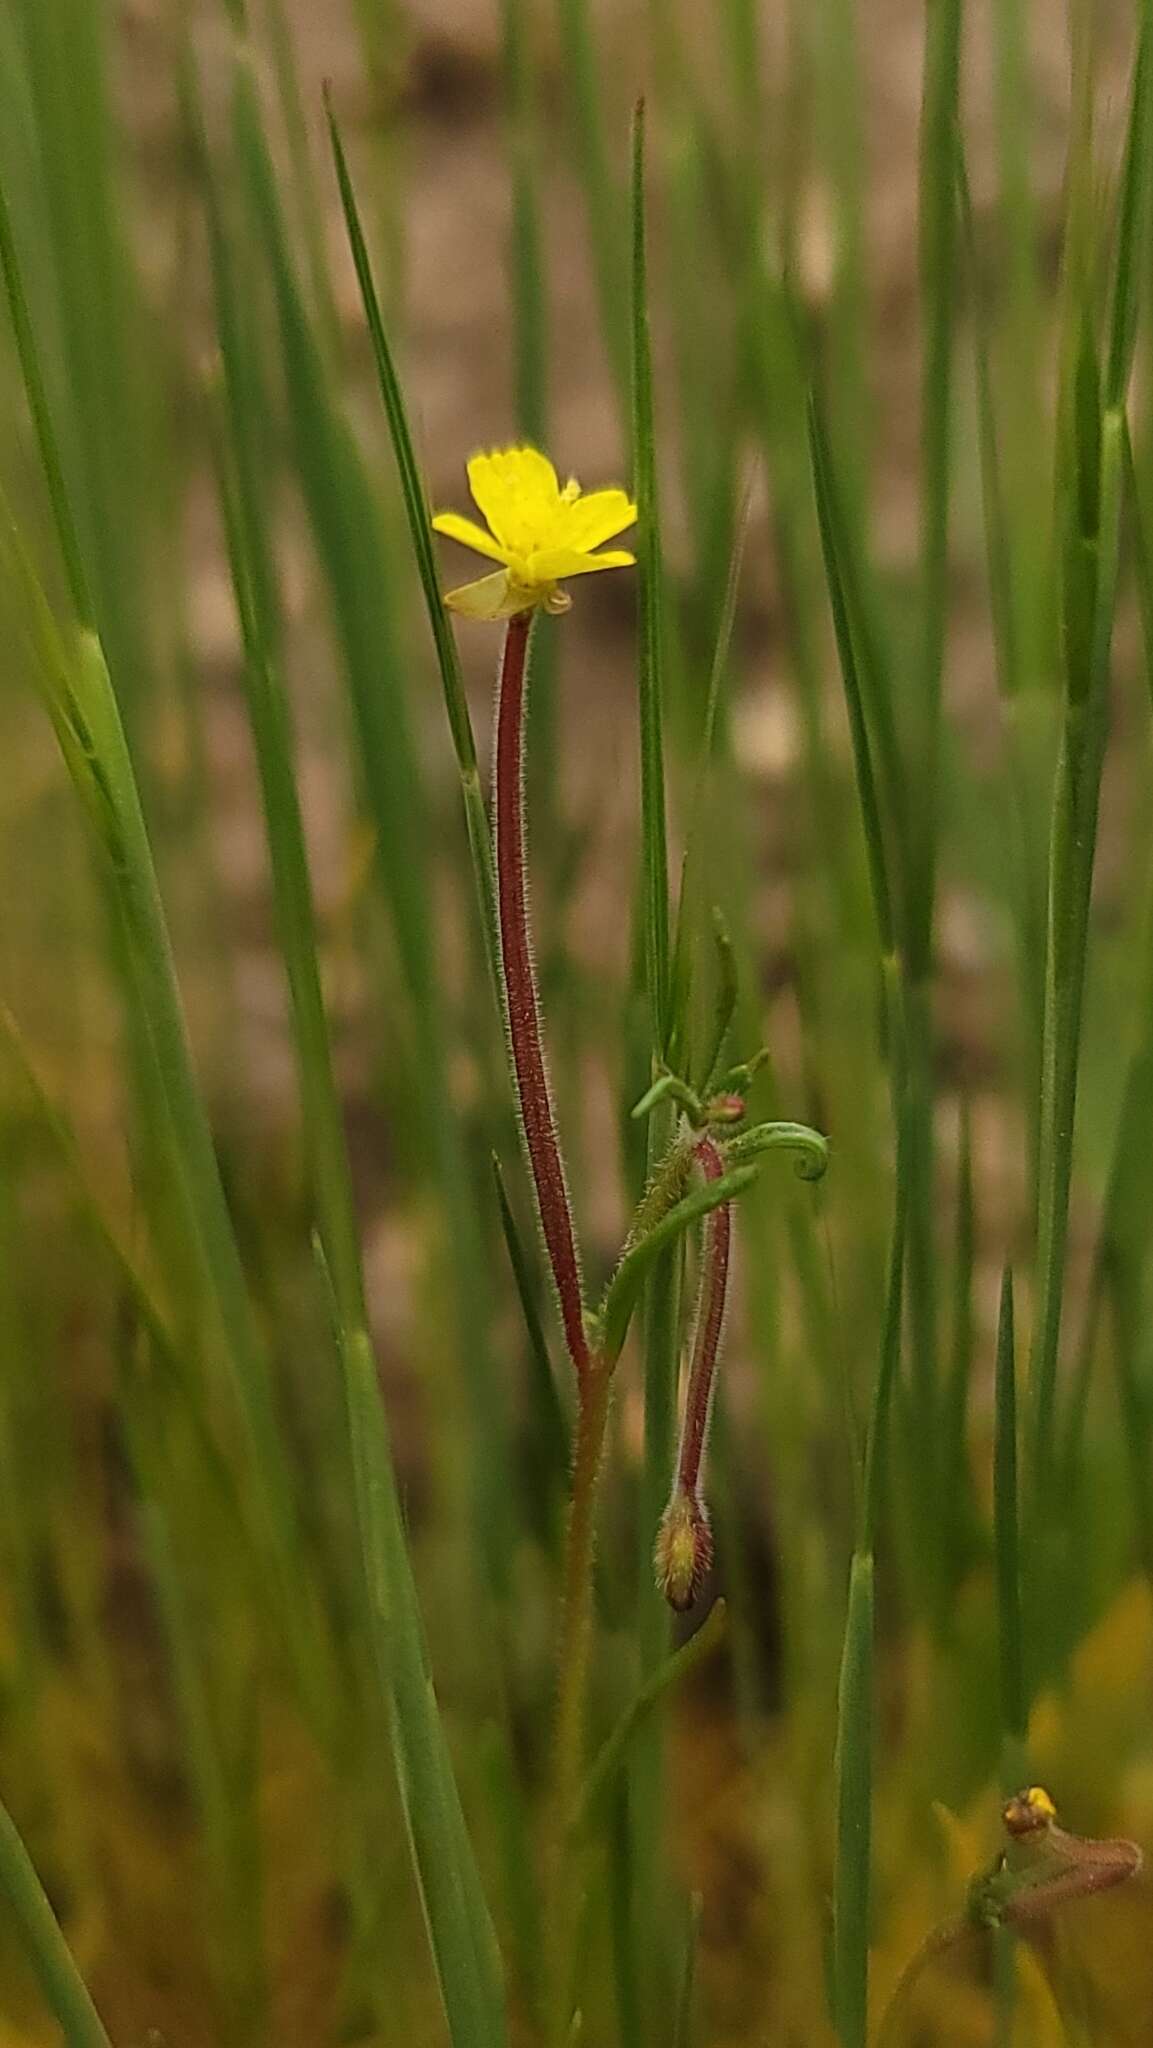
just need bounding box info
[1002,1785,1057,1838]
[706,1092,746,1125]
[654,1490,713,1612]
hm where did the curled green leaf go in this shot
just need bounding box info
[725,1120,829,1182]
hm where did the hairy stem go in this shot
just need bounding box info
[494,610,590,1381]
[543,1356,613,2040]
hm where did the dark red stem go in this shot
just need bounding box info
[495,611,590,1383]
[675,1134,731,1497]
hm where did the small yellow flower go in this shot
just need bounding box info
[432,445,637,620]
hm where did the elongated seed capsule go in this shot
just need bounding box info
[654,1132,731,1611]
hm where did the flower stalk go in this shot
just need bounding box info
[494,609,591,1383]
[492,605,605,2038]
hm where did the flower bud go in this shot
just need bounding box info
[654,1490,713,1612]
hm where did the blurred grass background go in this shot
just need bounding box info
[1,0,1153,2042]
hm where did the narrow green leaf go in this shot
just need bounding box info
[631,100,672,1062]
[994,1268,1026,1755]
[940,1100,976,1582]
[832,1550,874,2048]
[0,1800,112,2048]
[556,0,627,398]
[499,0,548,446]
[341,1326,509,2048]
[572,1601,728,1833]
[1105,9,1152,413]
[807,393,896,963]
[325,94,499,991]
[672,1892,703,2048]
[1029,409,1125,1508]
[0,508,320,1712]
[668,484,751,1078]
[910,0,962,961]
[861,1171,908,1555]
[0,162,93,622]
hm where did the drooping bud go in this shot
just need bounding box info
[1001,1785,1057,1839]
[654,1489,714,1612]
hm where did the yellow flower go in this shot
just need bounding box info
[432,445,637,620]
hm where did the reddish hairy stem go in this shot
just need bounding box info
[675,1134,731,1496]
[495,611,590,1382]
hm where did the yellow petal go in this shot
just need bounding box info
[444,569,535,620]
[559,488,637,551]
[526,545,636,582]
[431,511,511,566]
[468,446,563,552]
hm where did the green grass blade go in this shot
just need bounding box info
[629,115,681,2000]
[940,1099,976,1589]
[957,146,1047,1050]
[341,1328,509,2048]
[325,95,499,990]
[556,0,627,399]
[573,1601,728,1833]
[994,1268,1026,1769]
[1029,407,1125,1510]
[861,1171,908,1556]
[902,0,963,1571]
[831,1550,874,2048]
[0,1799,113,2048]
[956,149,1018,702]
[235,69,430,1013]
[910,0,962,960]
[499,0,548,448]
[1105,8,1152,414]
[668,482,750,1078]
[9,0,157,721]
[807,393,896,965]
[630,100,672,1064]
[672,1892,702,2048]
[0,502,322,1702]
[0,163,93,622]
[259,0,341,361]
[211,382,366,1337]
[1124,417,1153,711]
